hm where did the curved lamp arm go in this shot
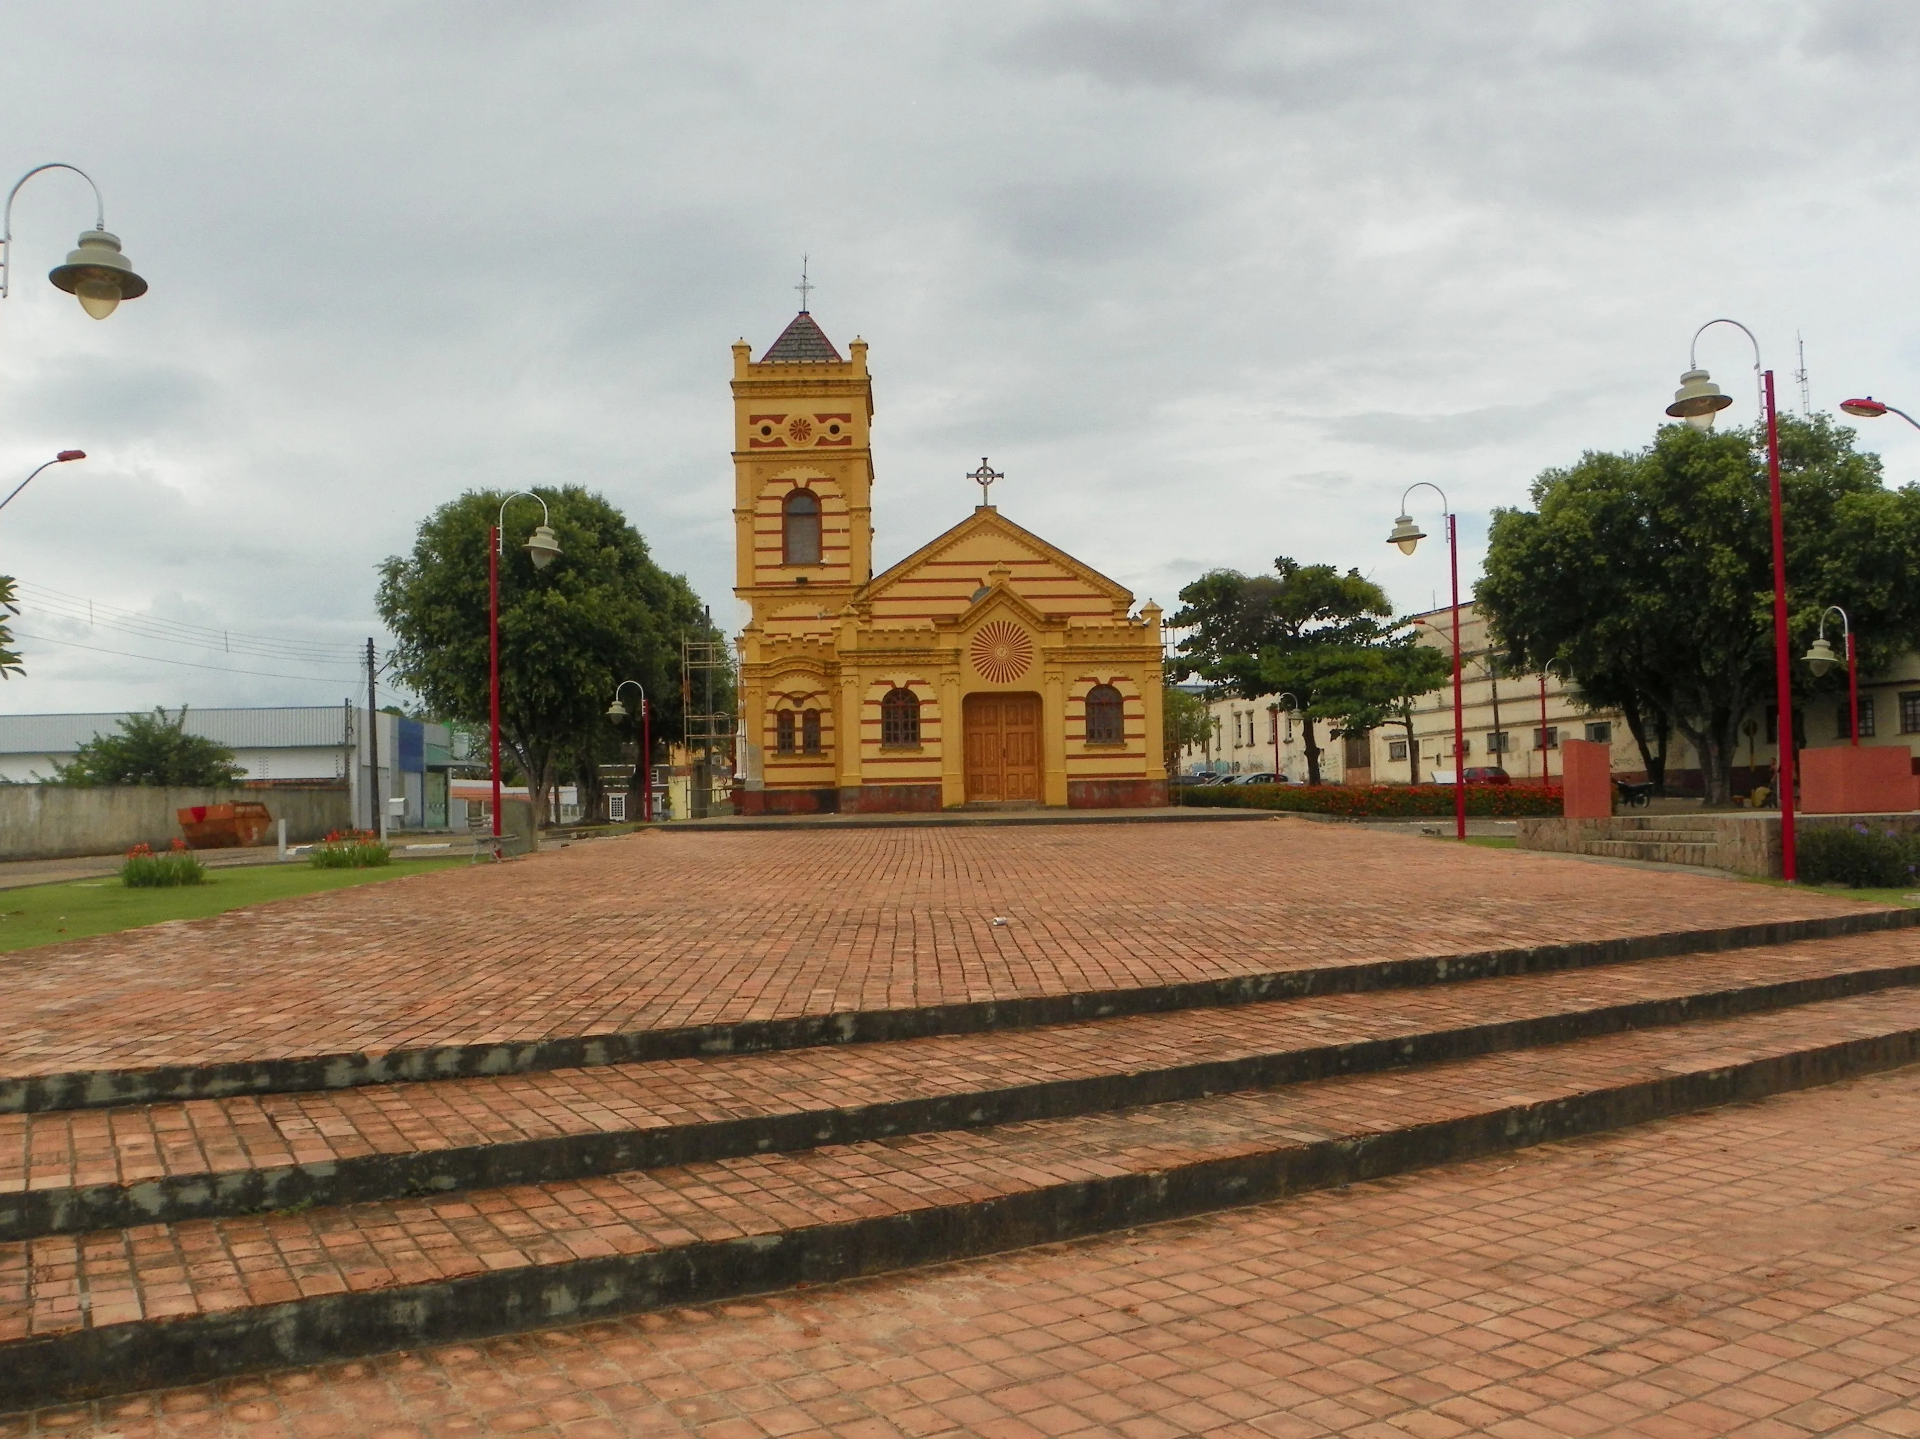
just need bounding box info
[496,490,552,556]
[1398,481,1450,516]
[1,163,106,300]
[0,450,86,515]
[1689,318,1766,414]
[1816,605,1849,642]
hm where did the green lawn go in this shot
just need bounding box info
[0,858,468,954]
[1745,876,1920,908]
[1460,836,1519,849]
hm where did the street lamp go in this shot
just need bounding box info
[1803,606,1858,747]
[489,492,561,855]
[1839,397,1920,432]
[2,164,148,320]
[1268,692,1298,779]
[1665,320,1796,879]
[0,450,85,515]
[607,681,653,822]
[1388,483,1466,839]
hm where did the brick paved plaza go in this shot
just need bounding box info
[4,817,1918,1424]
[0,819,1879,1086]
[8,1060,1920,1437]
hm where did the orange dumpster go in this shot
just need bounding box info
[176,801,274,849]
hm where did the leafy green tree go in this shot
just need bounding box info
[377,487,711,820]
[1171,559,1417,784]
[54,707,247,786]
[0,576,22,679]
[1479,414,1920,804]
[1330,637,1452,784]
[1162,684,1212,774]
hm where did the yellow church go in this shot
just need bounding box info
[730,308,1168,814]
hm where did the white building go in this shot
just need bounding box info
[0,705,470,830]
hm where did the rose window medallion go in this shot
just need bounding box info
[970,620,1034,684]
[787,417,814,444]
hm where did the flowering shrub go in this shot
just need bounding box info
[1798,823,1920,888]
[309,829,392,869]
[1178,783,1565,818]
[120,839,208,888]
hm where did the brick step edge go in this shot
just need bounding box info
[13,954,1920,1243]
[6,1023,1917,1410]
[8,907,1916,1116]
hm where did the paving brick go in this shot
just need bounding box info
[0,823,1893,1110]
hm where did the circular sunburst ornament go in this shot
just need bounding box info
[787,416,814,445]
[970,620,1034,684]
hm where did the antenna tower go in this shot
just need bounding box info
[1795,332,1811,418]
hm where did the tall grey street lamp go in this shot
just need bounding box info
[1387,483,1466,839]
[2,164,148,320]
[1664,320,1796,880]
[489,492,561,853]
[606,681,653,822]
[0,450,85,515]
[1802,606,1859,747]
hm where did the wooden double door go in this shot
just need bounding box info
[964,692,1041,803]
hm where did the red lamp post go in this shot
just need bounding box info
[608,681,653,822]
[1802,608,1857,746]
[490,492,561,856]
[1664,320,1796,879]
[1536,660,1558,788]
[1388,485,1466,840]
[0,450,84,515]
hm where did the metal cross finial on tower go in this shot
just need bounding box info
[795,254,813,313]
[968,456,1002,504]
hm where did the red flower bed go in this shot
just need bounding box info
[1178,783,1564,818]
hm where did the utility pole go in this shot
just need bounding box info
[366,637,381,836]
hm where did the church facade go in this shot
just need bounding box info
[731,310,1168,814]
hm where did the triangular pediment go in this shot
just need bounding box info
[857,507,1133,627]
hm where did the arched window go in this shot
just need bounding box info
[802,709,823,753]
[1085,684,1124,744]
[783,489,821,565]
[880,687,921,747]
[775,710,796,754]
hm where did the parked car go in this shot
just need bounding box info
[1226,772,1285,785]
[1462,767,1511,785]
[1171,771,1227,787]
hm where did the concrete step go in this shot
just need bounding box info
[6,931,1919,1243]
[7,930,1918,1243]
[8,908,1915,1117]
[7,986,1920,1409]
[1585,840,1722,866]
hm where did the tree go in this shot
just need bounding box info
[1330,637,1452,784]
[1162,684,1212,775]
[1170,559,1417,784]
[377,487,711,822]
[0,576,22,679]
[1479,414,1920,804]
[54,707,247,786]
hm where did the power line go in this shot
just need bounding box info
[11,578,370,663]
[12,629,371,685]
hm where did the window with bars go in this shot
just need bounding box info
[1840,696,1876,739]
[801,709,822,753]
[880,687,920,747]
[1487,731,1511,754]
[1900,693,1920,735]
[1085,685,1124,744]
[1388,739,1409,761]
[1585,722,1612,744]
[775,710,795,754]
[1534,726,1558,750]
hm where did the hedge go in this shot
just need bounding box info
[1177,782,1565,818]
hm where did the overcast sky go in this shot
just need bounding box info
[3,2,1918,715]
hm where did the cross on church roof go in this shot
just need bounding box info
[968,457,1003,504]
[795,254,814,312]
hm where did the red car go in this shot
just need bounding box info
[1461,767,1512,785]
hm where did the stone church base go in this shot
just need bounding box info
[1068,778,1168,809]
[736,784,943,816]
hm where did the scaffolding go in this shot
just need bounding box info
[681,614,735,818]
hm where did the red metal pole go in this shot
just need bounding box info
[641,699,652,821]
[1449,512,1466,839]
[1763,371,1797,881]
[1538,672,1550,787]
[1847,630,1859,748]
[489,525,502,852]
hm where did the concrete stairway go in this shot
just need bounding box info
[1583,814,1725,868]
[4,909,1920,1409]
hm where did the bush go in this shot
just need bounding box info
[1177,782,1565,819]
[120,839,208,888]
[309,829,392,869]
[1798,823,1920,889]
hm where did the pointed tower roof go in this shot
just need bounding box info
[760,311,843,363]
